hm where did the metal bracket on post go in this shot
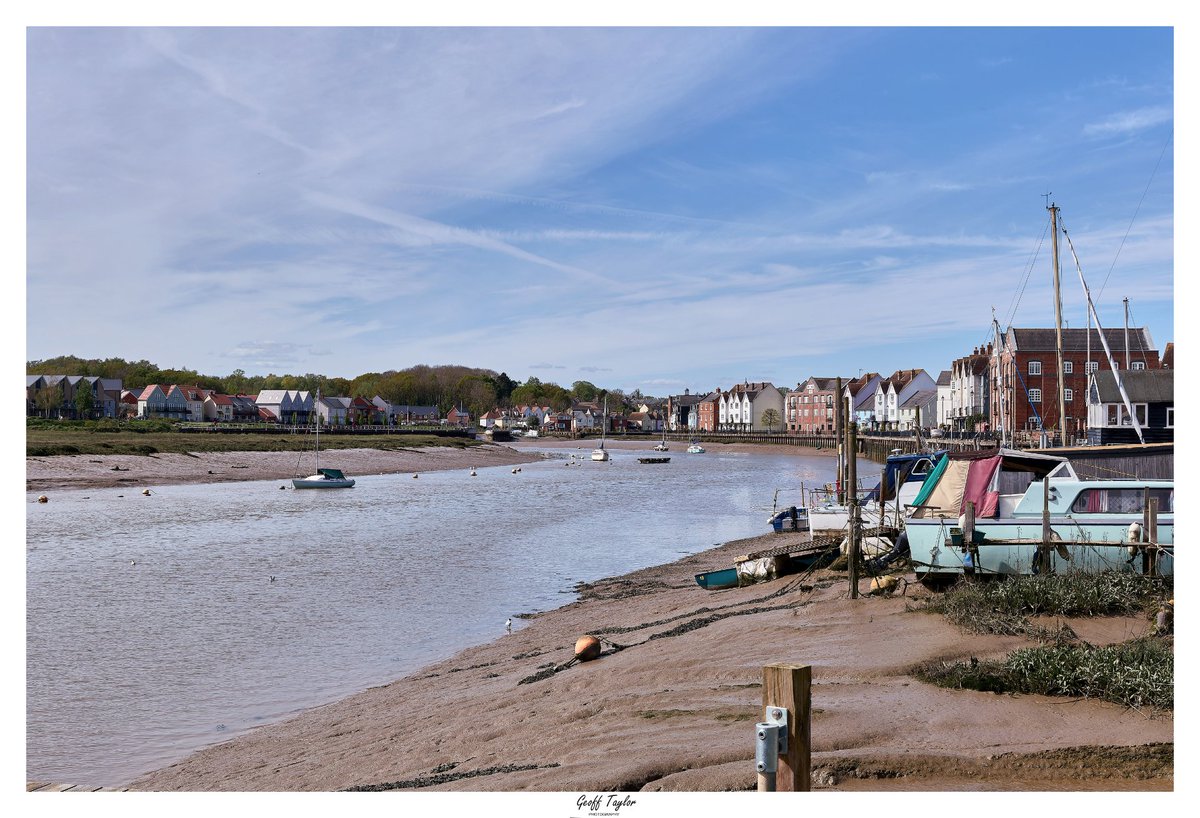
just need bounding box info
[755,706,789,791]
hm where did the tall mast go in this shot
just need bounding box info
[1048,203,1069,446]
[992,311,1008,447]
[1124,297,1130,369]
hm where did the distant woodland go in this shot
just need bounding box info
[26,356,649,418]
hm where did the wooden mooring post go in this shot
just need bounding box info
[760,664,811,792]
[847,420,859,598]
[1148,497,1159,576]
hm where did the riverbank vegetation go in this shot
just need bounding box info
[26,420,481,457]
[27,355,646,419]
[912,572,1174,710]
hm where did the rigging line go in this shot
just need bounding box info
[1098,129,1173,303]
[1004,216,1050,330]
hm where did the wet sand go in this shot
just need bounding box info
[126,528,1173,792]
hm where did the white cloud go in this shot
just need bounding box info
[1082,106,1172,137]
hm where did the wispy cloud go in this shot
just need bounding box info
[1083,106,1172,136]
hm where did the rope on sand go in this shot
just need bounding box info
[516,572,824,685]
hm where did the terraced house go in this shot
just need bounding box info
[26,375,123,418]
[717,381,784,432]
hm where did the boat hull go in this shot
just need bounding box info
[292,476,356,489]
[906,517,1173,581]
[694,568,738,590]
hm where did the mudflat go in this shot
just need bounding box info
[26,444,543,493]
[126,529,1172,792]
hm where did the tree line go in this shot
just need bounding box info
[26,356,653,420]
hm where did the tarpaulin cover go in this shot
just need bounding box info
[910,455,949,510]
[912,458,971,518]
[962,455,1002,518]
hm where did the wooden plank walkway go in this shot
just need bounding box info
[741,527,899,562]
[26,782,127,792]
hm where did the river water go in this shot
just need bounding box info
[27,444,847,787]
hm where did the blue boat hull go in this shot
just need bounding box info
[694,568,738,590]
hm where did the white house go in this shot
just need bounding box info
[718,381,784,431]
[869,369,936,429]
[898,389,939,431]
[935,371,952,428]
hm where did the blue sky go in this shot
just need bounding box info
[25,24,1175,395]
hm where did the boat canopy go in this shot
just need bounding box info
[318,468,347,479]
[868,451,946,502]
[909,448,1074,519]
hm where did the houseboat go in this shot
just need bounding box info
[905,448,1173,584]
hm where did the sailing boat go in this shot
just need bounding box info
[654,420,669,451]
[591,397,610,461]
[293,389,356,488]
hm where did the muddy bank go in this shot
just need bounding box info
[25,444,544,493]
[127,530,1172,792]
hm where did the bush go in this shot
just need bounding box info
[916,637,1173,710]
[918,572,1172,635]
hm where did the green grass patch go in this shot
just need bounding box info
[914,637,1173,710]
[916,572,1172,636]
[26,428,485,457]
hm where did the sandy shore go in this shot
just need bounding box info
[126,527,1172,792]
[25,444,544,493]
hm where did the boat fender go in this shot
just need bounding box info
[1127,521,1143,543]
[574,635,602,662]
[869,575,900,595]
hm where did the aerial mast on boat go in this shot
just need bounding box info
[1047,202,1070,447]
[992,311,1009,447]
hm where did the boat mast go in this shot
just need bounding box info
[992,312,1008,447]
[1048,203,1069,446]
[314,387,320,472]
[1124,297,1130,369]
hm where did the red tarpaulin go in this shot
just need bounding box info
[961,455,1002,518]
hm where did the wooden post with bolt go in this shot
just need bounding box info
[761,663,811,791]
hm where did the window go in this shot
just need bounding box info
[1086,361,1099,373]
[1131,361,1146,371]
[1063,361,1073,374]
[1064,388,1073,402]
[1029,361,1042,375]
[1071,487,1173,514]
[1108,403,1148,426]
[1166,407,1174,428]
[1029,388,1042,403]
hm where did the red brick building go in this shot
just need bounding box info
[785,377,841,433]
[991,327,1159,442]
[697,390,721,431]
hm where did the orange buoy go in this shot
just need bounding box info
[574,635,602,662]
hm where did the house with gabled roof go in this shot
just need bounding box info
[897,389,938,431]
[138,384,190,420]
[869,369,935,430]
[697,390,721,431]
[718,381,785,431]
[786,377,841,434]
[842,373,881,428]
[667,390,703,431]
[204,392,235,422]
[1086,369,1173,445]
[446,407,471,427]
